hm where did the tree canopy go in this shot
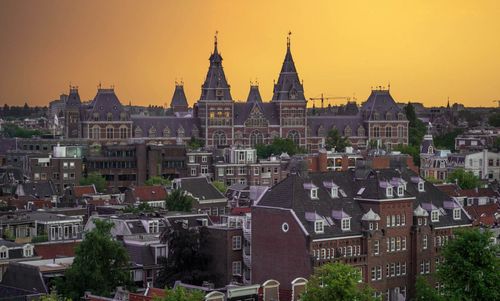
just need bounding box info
[256,138,305,159]
[187,137,205,150]
[211,180,227,193]
[414,276,444,301]
[447,168,480,189]
[145,176,171,186]
[437,228,500,301]
[156,287,204,301]
[433,129,463,151]
[166,189,194,212]
[80,172,107,192]
[1,123,46,138]
[56,219,131,300]
[156,226,215,288]
[301,263,376,301]
[393,144,420,166]
[324,129,350,152]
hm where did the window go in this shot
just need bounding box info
[347,246,352,257]
[201,165,208,174]
[386,215,390,227]
[314,220,324,233]
[232,236,242,250]
[431,210,439,222]
[331,187,338,198]
[0,246,8,259]
[390,237,395,252]
[232,261,242,276]
[310,188,318,199]
[106,127,114,139]
[148,221,159,233]
[386,187,393,197]
[423,235,428,249]
[23,245,33,257]
[396,215,401,226]
[397,186,404,196]
[371,266,382,281]
[341,218,350,231]
[402,237,407,250]
[373,240,380,255]
[120,126,128,139]
[391,215,396,227]
[401,214,406,226]
[202,156,207,163]
[453,208,461,220]
[396,237,401,251]
[402,263,407,275]
[190,167,197,176]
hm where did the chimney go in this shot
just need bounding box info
[318,149,327,172]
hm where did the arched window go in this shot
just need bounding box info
[398,126,405,137]
[177,126,185,138]
[386,126,392,138]
[357,126,365,137]
[149,126,157,138]
[250,130,264,147]
[119,126,128,139]
[120,112,127,121]
[106,112,113,121]
[385,112,392,120]
[398,113,405,120]
[373,112,380,120]
[106,126,114,139]
[287,130,300,145]
[373,126,380,137]
[134,127,143,138]
[344,126,352,137]
[92,126,100,140]
[317,125,325,137]
[213,131,227,146]
[163,127,171,138]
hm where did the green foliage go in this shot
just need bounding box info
[325,129,350,152]
[404,103,427,148]
[414,276,444,301]
[393,144,420,166]
[79,172,107,193]
[437,228,500,301]
[166,189,194,212]
[256,138,306,159]
[2,228,15,241]
[424,176,443,185]
[56,219,131,300]
[32,235,49,243]
[492,137,500,151]
[145,176,171,187]
[488,112,500,127]
[40,291,71,301]
[433,129,463,151]
[447,168,479,189]
[301,263,377,301]
[122,202,154,214]
[212,180,227,193]
[2,123,46,138]
[154,286,204,301]
[187,137,205,150]
[156,227,215,288]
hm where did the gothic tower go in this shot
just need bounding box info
[64,86,82,138]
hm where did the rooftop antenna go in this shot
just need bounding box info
[287,30,292,48]
[98,81,102,89]
[214,30,218,50]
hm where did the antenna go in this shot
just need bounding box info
[287,30,292,48]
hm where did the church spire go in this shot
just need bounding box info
[200,32,232,101]
[272,32,305,101]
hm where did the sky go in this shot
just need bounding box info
[0,0,499,107]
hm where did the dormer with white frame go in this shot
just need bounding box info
[303,182,319,200]
[332,209,351,231]
[411,176,425,192]
[323,180,339,199]
[305,212,324,233]
[422,203,440,223]
[390,177,407,197]
[443,200,462,220]
[379,181,393,198]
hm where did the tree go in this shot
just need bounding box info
[56,219,131,300]
[413,276,444,301]
[394,144,420,166]
[325,129,350,152]
[433,129,463,151]
[212,180,227,193]
[447,168,479,189]
[166,189,194,212]
[301,263,377,301]
[404,103,427,148]
[256,138,306,159]
[157,286,204,301]
[145,176,171,186]
[80,172,107,192]
[488,112,500,127]
[437,228,500,301]
[122,202,154,214]
[156,227,215,288]
[187,137,204,149]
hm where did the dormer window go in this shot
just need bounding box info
[431,210,439,222]
[314,220,324,233]
[386,187,393,197]
[0,246,8,259]
[397,186,404,197]
[453,208,461,220]
[311,188,318,199]
[23,244,33,257]
[341,218,351,231]
[418,182,425,192]
[331,187,338,198]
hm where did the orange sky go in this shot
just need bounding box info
[1,0,499,107]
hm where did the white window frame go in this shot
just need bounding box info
[232,261,242,276]
[453,208,461,220]
[418,182,425,192]
[423,234,428,249]
[431,210,439,222]
[314,220,324,233]
[232,235,242,250]
[341,218,351,231]
[310,188,318,199]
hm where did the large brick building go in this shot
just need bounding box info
[251,165,472,300]
[61,35,408,152]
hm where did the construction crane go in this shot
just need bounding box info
[309,93,351,109]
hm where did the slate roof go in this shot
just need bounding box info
[272,42,305,101]
[1,262,48,294]
[65,87,81,107]
[175,177,226,201]
[0,138,16,155]
[257,168,472,239]
[199,38,232,101]
[247,85,262,103]
[85,88,128,121]
[131,116,200,138]
[16,181,56,198]
[170,84,189,108]
[307,115,365,137]
[233,102,280,126]
[124,243,156,266]
[360,90,405,121]
[421,134,435,154]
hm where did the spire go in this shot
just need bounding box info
[66,85,81,107]
[272,32,305,101]
[171,81,189,111]
[200,32,232,101]
[247,82,262,103]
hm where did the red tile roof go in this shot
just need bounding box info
[465,203,500,226]
[35,241,80,259]
[460,188,499,198]
[87,198,120,206]
[231,207,251,215]
[436,184,463,197]
[131,186,167,202]
[129,288,166,301]
[73,185,97,197]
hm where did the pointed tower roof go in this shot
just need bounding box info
[199,32,232,101]
[272,32,305,101]
[171,82,189,108]
[66,86,81,107]
[420,123,435,155]
[246,83,262,103]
